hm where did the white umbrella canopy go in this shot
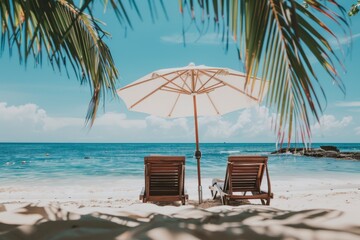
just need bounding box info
[119,63,267,118]
[117,63,268,203]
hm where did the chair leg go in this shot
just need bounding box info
[266,198,270,205]
[261,199,265,205]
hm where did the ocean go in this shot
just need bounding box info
[1,143,359,187]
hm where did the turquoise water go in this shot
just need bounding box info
[0,143,359,185]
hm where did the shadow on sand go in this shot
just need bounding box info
[0,203,359,240]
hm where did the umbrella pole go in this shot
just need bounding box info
[193,95,203,204]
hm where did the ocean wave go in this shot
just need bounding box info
[219,150,241,154]
[1,143,359,181]
[253,152,271,156]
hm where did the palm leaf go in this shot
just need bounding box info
[0,0,120,126]
[348,0,360,16]
[185,0,349,144]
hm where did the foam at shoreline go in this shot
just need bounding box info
[1,176,359,212]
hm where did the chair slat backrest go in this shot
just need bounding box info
[224,156,268,194]
[144,156,185,199]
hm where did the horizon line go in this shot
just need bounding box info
[0,142,358,144]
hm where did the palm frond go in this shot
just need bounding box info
[0,0,119,126]
[185,0,349,145]
[348,0,360,16]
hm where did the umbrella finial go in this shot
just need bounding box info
[188,62,195,67]
[151,73,160,78]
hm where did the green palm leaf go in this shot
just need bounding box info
[0,0,120,126]
[348,0,360,16]
[185,0,349,144]
[1,0,352,143]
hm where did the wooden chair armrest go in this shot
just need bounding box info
[260,191,274,198]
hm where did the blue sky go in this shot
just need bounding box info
[0,2,359,143]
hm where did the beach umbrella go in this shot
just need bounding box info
[117,63,268,203]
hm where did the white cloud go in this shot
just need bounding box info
[1,102,356,142]
[200,116,233,138]
[161,32,224,45]
[335,101,360,107]
[0,102,48,132]
[243,107,273,136]
[146,115,189,132]
[311,115,352,133]
[0,102,149,133]
[95,112,146,129]
[0,102,45,122]
[200,106,273,140]
[43,117,83,131]
[0,102,150,142]
[0,102,86,132]
[201,109,251,138]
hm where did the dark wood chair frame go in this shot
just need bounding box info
[210,156,273,205]
[140,156,188,205]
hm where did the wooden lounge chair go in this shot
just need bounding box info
[140,156,188,205]
[210,156,273,205]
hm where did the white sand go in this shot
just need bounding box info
[0,177,359,239]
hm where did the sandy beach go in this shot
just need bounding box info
[1,176,359,239]
[1,0,360,239]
